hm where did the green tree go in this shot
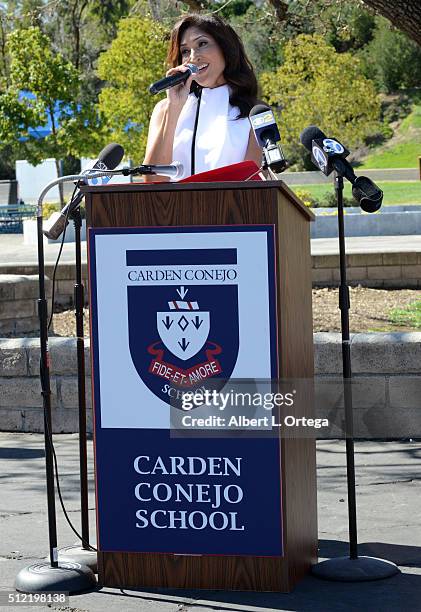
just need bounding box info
[3,25,102,203]
[359,0,421,48]
[260,34,381,168]
[361,17,421,92]
[97,16,168,162]
[228,2,284,75]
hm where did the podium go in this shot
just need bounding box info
[83,179,317,592]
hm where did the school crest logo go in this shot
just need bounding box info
[127,250,240,407]
[157,294,210,361]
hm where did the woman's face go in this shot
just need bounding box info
[179,26,226,88]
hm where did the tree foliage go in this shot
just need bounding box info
[0,0,419,180]
[97,16,168,162]
[260,34,381,167]
[360,17,421,92]
[1,25,103,199]
[360,0,421,48]
[227,2,284,75]
[4,25,102,156]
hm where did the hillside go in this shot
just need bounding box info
[358,101,421,169]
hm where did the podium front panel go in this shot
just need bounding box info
[85,182,317,591]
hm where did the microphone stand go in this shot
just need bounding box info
[311,172,399,581]
[57,206,97,572]
[15,176,97,594]
[16,164,181,592]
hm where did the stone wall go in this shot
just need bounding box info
[311,206,421,239]
[0,333,420,435]
[0,264,85,307]
[0,337,92,432]
[0,274,51,334]
[314,332,421,438]
[312,252,421,288]
[1,253,420,313]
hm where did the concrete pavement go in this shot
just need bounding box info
[0,233,87,266]
[0,433,420,611]
[311,235,421,256]
[1,233,421,268]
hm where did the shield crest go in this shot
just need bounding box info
[157,311,210,361]
[128,281,239,407]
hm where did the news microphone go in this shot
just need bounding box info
[149,64,199,95]
[299,125,356,181]
[43,143,124,240]
[249,104,287,174]
[299,126,382,213]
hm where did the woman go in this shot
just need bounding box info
[143,14,262,181]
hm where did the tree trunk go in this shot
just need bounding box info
[180,0,203,12]
[148,0,162,21]
[0,17,7,79]
[362,0,421,47]
[267,0,288,22]
[71,0,88,70]
[54,158,64,208]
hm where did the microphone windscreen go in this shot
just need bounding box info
[97,143,125,170]
[352,176,383,213]
[249,103,271,117]
[300,125,327,152]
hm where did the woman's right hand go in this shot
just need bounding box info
[166,64,195,109]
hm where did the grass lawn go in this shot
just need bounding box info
[359,104,421,169]
[359,141,421,169]
[292,181,421,206]
[390,300,421,329]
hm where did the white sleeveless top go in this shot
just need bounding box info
[172,84,251,180]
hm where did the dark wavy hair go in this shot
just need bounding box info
[167,14,258,119]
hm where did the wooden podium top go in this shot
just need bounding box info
[81,179,315,222]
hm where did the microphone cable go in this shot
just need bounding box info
[42,184,97,551]
[47,182,79,331]
[44,412,97,552]
[245,164,265,182]
[190,86,202,176]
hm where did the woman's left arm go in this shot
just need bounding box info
[244,129,263,167]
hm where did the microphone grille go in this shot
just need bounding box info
[98,143,125,169]
[186,63,199,74]
[299,125,326,152]
[172,161,184,180]
[249,104,271,117]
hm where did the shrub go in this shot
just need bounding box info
[260,34,381,169]
[319,191,356,208]
[294,189,318,208]
[42,202,60,220]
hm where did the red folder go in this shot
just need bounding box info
[179,160,262,183]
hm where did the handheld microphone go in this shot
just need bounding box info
[149,64,199,95]
[131,161,184,180]
[43,143,124,240]
[249,104,287,174]
[299,125,382,212]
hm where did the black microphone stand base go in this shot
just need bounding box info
[57,544,97,573]
[311,555,400,582]
[15,561,97,594]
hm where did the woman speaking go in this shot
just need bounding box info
[143,14,262,181]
